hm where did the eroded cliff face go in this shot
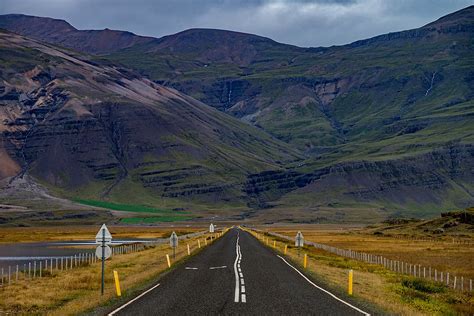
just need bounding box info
[244,144,474,212]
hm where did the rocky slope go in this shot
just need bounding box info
[0,30,300,212]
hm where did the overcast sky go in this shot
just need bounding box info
[0,0,472,47]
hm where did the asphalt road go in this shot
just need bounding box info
[110,228,369,315]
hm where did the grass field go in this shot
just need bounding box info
[0,225,205,243]
[248,228,474,315]
[0,230,224,315]
[266,226,474,280]
[73,199,179,214]
[120,216,194,224]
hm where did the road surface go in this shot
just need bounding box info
[109,228,370,315]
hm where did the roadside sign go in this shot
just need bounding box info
[96,244,112,260]
[209,223,215,233]
[170,231,178,248]
[95,223,113,296]
[295,231,304,247]
[95,224,112,244]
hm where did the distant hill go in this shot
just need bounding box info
[0,14,154,54]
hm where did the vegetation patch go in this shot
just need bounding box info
[401,278,446,294]
[120,216,193,224]
[74,199,176,214]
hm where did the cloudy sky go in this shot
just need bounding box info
[0,0,472,47]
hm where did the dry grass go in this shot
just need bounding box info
[266,225,474,280]
[0,225,206,243]
[247,228,474,315]
[0,232,224,315]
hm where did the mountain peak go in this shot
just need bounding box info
[0,14,154,54]
[0,13,76,35]
[424,5,474,28]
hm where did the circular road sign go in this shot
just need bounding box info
[95,244,112,260]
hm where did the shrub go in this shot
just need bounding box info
[402,278,446,294]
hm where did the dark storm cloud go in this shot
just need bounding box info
[0,0,472,47]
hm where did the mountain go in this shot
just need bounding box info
[0,30,300,213]
[108,6,474,218]
[0,14,154,54]
[0,6,473,221]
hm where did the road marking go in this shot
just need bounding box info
[277,255,370,316]
[234,230,247,303]
[185,267,198,270]
[209,266,227,270]
[234,232,241,302]
[107,283,161,316]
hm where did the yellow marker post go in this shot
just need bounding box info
[348,269,353,295]
[166,254,171,268]
[304,254,308,268]
[198,240,201,248]
[187,244,191,256]
[204,238,207,246]
[113,270,122,296]
[284,245,288,255]
[273,240,276,248]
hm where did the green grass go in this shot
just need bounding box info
[119,216,193,223]
[73,199,174,214]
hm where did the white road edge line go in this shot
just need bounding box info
[277,255,370,316]
[107,283,161,316]
[234,233,241,302]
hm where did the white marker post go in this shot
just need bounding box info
[209,223,215,233]
[95,224,112,295]
[170,231,178,259]
[295,231,304,247]
[295,231,304,257]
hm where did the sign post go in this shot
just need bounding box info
[95,224,112,296]
[295,231,304,257]
[170,231,178,259]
